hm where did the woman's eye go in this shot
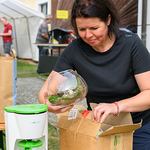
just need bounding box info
[78,27,98,32]
[91,28,98,30]
[79,28,85,31]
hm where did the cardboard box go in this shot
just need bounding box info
[57,106,141,150]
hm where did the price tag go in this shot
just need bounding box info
[68,109,78,120]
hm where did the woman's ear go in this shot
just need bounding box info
[107,14,111,26]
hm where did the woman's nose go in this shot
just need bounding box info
[85,30,92,38]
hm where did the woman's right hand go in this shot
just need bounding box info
[44,91,74,114]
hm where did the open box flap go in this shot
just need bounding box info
[57,104,141,137]
[102,113,133,126]
[100,122,142,136]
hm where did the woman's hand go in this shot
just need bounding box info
[44,91,74,114]
[92,103,118,123]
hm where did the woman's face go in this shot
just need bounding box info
[76,17,111,49]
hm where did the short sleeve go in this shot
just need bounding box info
[8,24,12,31]
[131,34,150,74]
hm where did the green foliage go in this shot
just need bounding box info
[48,95,59,102]
[17,60,49,79]
[48,124,60,150]
[17,61,37,73]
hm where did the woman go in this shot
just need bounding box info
[39,0,150,149]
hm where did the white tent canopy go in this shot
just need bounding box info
[0,0,45,61]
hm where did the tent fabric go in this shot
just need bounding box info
[0,0,45,61]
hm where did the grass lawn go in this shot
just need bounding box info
[2,59,60,150]
[17,60,49,79]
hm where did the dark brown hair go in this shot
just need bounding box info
[71,0,120,38]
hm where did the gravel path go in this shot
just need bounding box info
[17,77,87,127]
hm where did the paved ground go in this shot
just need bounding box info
[17,77,87,127]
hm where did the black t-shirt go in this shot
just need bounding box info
[54,30,150,125]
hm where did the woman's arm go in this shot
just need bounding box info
[92,71,150,123]
[38,70,73,113]
[118,71,150,112]
[38,71,54,104]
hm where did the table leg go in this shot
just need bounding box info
[58,47,60,56]
[51,49,53,56]
[0,131,4,150]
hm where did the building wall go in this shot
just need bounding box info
[137,0,142,39]
[138,0,150,51]
[51,0,138,32]
[36,0,52,14]
[146,0,150,51]
[19,0,36,9]
[51,0,73,30]
[112,0,138,28]
[18,0,52,14]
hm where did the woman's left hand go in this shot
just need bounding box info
[92,103,118,123]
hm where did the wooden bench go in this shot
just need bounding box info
[0,123,5,150]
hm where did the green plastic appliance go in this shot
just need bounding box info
[4,104,48,150]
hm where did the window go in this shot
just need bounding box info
[36,0,50,15]
[41,3,48,15]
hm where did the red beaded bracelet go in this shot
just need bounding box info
[112,102,120,117]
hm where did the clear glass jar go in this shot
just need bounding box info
[47,69,88,107]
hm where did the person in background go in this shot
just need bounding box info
[0,17,12,57]
[38,0,150,149]
[35,14,53,73]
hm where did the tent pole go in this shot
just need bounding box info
[12,19,19,56]
[26,17,33,59]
